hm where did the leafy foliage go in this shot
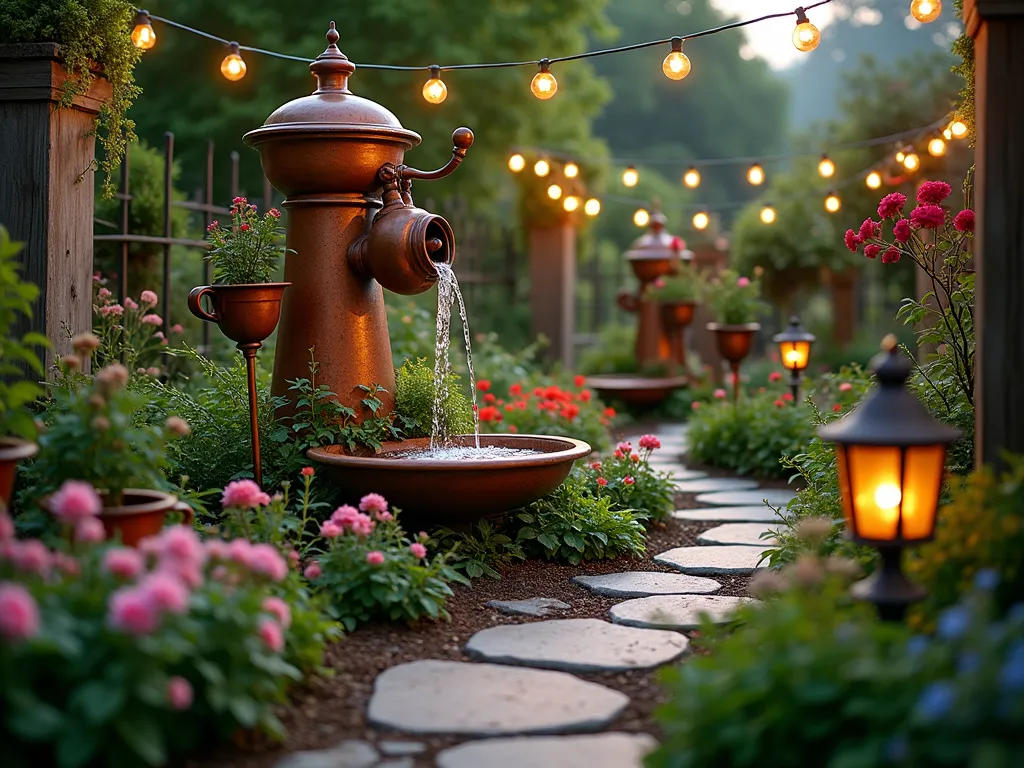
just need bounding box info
[394,357,474,439]
[581,436,675,522]
[648,261,704,304]
[951,0,974,144]
[91,279,175,375]
[705,269,769,326]
[204,198,288,285]
[578,322,638,375]
[432,519,526,580]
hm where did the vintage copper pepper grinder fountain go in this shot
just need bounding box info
[244,22,473,417]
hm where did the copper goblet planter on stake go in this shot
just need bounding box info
[706,322,761,402]
[188,282,290,487]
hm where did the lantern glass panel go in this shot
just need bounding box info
[779,340,811,371]
[835,446,856,531]
[900,445,946,540]
[846,445,903,540]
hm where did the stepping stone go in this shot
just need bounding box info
[673,477,760,493]
[610,594,753,631]
[486,597,571,618]
[698,523,781,547]
[276,740,378,768]
[572,571,720,598]
[695,489,797,507]
[464,617,688,673]
[436,733,658,768]
[367,660,628,736]
[378,741,426,757]
[667,468,709,482]
[378,761,413,768]
[673,506,781,523]
[655,545,767,576]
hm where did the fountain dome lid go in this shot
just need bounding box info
[243,22,420,149]
[625,203,692,262]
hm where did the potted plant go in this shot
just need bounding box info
[30,338,193,545]
[650,262,704,328]
[706,269,768,398]
[0,228,49,506]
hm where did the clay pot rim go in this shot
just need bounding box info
[0,437,39,463]
[657,299,700,307]
[585,374,690,391]
[39,488,178,518]
[706,322,762,332]
[204,281,293,291]
[307,434,591,471]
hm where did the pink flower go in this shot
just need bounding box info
[366,550,385,566]
[303,561,321,580]
[858,218,880,241]
[737,276,750,287]
[248,544,288,582]
[49,480,102,523]
[53,552,79,578]
[910,205,945,229]
[0,510,14,541]
[350,514,376,537]
[843,229,862,252]
[320,520,343,538]
[893,219,912,243]
[713,388,727,399]
[638,435,661,451]
[167,676,193,711]
[916,180,952,205]
[301,466,315,477]
[225,538,252,566]
[141,314,163,326]
[170,323,184,334]
[623,476,635,486]
[124,297,139,311]
[140,290,159,307]
[0,583,40,642]
[258,618,285,653]
[617,441,633,454]
[331,505,360,526]
[206,220,219,232]
[881,247,901,264]
[782,392,794,402]
[75,517,106,543]
[10,540,51,575]
[139,573,190,614]
[953,209,975,233]
[359,493,389,516]
[97,287,112,300]
[596,477,608,487]
[839,382,853,392]
[269,208,282,219]
[100,304,124,317]
[409,542,427,559]
[877,192,907,219]
[774,399,785,407]
[768,371,782,383]
[864,244,881,260]
[691,401,701,410]
[159,526,205,565]
[108,587,160,636]
[222,479,270,509]
[654,277,666,289]
[262,596,292,629]
[103,547,144,580]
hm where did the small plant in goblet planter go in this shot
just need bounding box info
[705,269,769,401]
[188,199,292,487]
[650,265,704,376]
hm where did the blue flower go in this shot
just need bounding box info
[1009,604,1024,626]
[906,635,930,657]
[937,606,970,641]
[884,736,909,763]
[917,682,955,722]
[1000,643,1024,692]
[974,568,999,591]
[957,652,981,677]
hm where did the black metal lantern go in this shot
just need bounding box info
[817,337,961,621]
[772,315,816,401]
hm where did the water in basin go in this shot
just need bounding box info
[377,445,541,461]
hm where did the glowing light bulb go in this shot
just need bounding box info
[866,170,883,189]
[943,125,953,140]
[818,155,835,178]
[950,119,968,139]
[547,184,563,200]
[895,150,906,164]
[910,0,942,23]
[874,483,903,510]
[422,66,447,104]
[508,153,526,173]
[564,162,580,179]
[563,195,580,212]
[683,167,701,188]
[902,150,920,171]
[760,204,776,224]
[747,163,765,186]
[662,37,691,80]
[220,43,246,81]
[785,349,803,366]
[633,208,650,228]
[622,166,639,188]
[792,9,821,52]
[584,198,601,216]
[131,11,156,50]
[692,211,710,230]
[533,159,550,177]
[928,137,947,156]
[824,192,841,213]
[531,60,557,100]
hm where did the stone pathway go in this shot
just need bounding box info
[696,523,781,547]
[672,505,781,523]
[672,477,760,493]
[572,571,720,598]
[695,489,796,507]
[435,733,658,768]
[655,545,768,575]
[610,594,752,631]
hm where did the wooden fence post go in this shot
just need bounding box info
[528,221,577,368]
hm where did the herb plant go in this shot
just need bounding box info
[705,268,768,325]
[204,198,289,285]
[395,357,474,439]
[432,519,526,580]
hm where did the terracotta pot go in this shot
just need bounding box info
[627,255,675,285]
[0,437,37,507]
[187,282,291,345]
[40,489,193,547]
[707,322,761,363]
[660,301,697,329]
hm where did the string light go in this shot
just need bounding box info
[792,8,821,52]
[692,211,710,230]
[949,119,968,139]
[622,166,640,188]
[633,208,650,228]
[547,183,563,200]
[760,204,776,224]
[221,43,247,81]
[131,10,156,50]
[895,149,906,164]
[563,195,580,212]
[422,65,447,104]
[928,137,946,156]
[825,191,841,213]
[818,154,835,178]
[584,198,601,216]
[910,0,942,23]
[902,148,920,171]
[508,153,526,172]
[683,167,701,188]
[564,162,580,178]
[531,59,557,100]
[943,125,953,141]
[533,159,551,177]
[866,170,883,189]
[662,37,692,80]
[747,163,765,186]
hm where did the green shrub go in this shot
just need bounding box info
[432,519,526,580]
[578,323,638,375]
[395,357,474,439]
[581,435,675,522]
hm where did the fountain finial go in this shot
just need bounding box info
[310,21,356,93]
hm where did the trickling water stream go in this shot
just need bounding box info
[431,263,480,449]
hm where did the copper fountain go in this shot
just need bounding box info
[243,23,589,521]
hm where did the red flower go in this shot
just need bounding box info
[782,392,794,402]
[768,371,782,383]
[881,247,901,264]
[603,407,616,418]
[623,476,635,486]
[232,196,246,204]
[206,220,219,231]
[910,205,945,229]
[478,406,502,422]
[301,466,315,477]
[508,424,518,433]
[509,383,523,396]
[858,218,880,241]
[631,453,640,463]
[476,380,491,392]
[533,387,544,397]
[505,404,515,412]
[833,403,842,413]
[560,404,580,420]
[893,219,912,243]
[580,389,592,402]
[516,400,527,410]
[876,192,907,220]
[596,477,608,487]
[844,229,862,253]
[483,393,496,404]
[240,223,251,231]
[916,180,952,205]
[691,401,701,410]
[773,399,785,408]
[638,434,661,450]
[953,209,975,233]
[590,462,602,471]
[864,244,881,260]
[269,208,282,218]
[573,374,585,387]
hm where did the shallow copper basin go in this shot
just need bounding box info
[585,374,689,407]
[307,434,591,523]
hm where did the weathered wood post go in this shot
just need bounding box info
[690,240,728,384]
[528,221,577,368]
[0,43,110,358]
[965,0,1024,469]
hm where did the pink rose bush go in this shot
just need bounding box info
[580,434,675,521]
[91,278,171,375]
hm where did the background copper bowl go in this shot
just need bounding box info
[585,374,689,407]
[307,434,591,523]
